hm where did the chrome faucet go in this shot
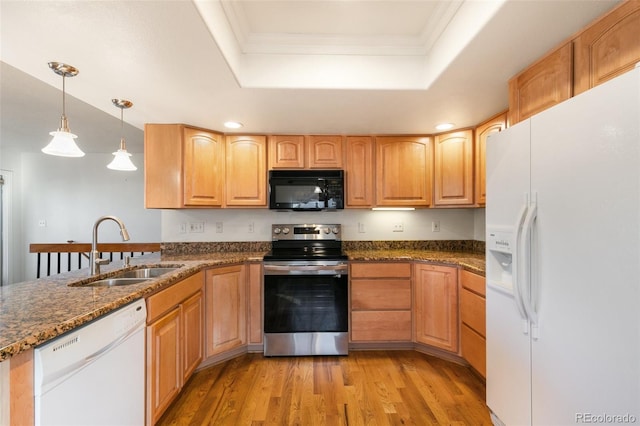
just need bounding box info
[90,215,130,275]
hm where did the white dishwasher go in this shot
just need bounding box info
[34,299,146,426]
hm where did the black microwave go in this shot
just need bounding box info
[268,170,344,211]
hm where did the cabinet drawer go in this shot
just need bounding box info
[351,310,412,342]
[350,262,411,279]
[460,270,485,296]
[351,280,411,310]
[146,272,203,323]
[461,323,486,378]
[460,288,486,337]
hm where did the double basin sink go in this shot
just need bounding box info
[71,266,181,287]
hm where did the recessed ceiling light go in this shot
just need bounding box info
[436,123,455,131]
[224,121,243,129]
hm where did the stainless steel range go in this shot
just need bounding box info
[263,224,348,356]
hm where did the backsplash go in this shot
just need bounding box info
[161,239,485,256]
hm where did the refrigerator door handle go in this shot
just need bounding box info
[520,199,539,336]
[513,196,531,333]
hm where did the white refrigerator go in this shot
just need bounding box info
[485,65,640,425]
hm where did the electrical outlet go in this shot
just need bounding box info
[432,221,441,232]
[189,222,205,233]
[215,222,223,233]
[248,222,254,233]
[358,222,366,233]
[179,223,187,234]
[38,220,47,227]
[392,223,404,232]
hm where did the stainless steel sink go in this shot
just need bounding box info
[69,266,182,287]
[81,277,153,287]
[112,267,179,279]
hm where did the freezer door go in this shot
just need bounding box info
[529,67,640,424]
[485,119,533,425]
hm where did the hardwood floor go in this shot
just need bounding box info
[158,350,491,425]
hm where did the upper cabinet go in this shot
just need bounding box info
[474,112,507,206]
[345,136,374,208]
[375,136,432,207]
[183,127,225,207]
[145,124,225,208]
[508,42,573,125]
[308,135,343,168]
[509,1,639,124]
[268,135,343,169]
[433,130,474,206]
[225,135,267,207]
[573,0,640,95]
[268,135,305,169]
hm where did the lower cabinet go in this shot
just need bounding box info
[205,265,247,357]
[350,262,412,342]
[459,269,486,377]
[414,264,459,352]
[146,272,204,425]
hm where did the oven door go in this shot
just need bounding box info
[263,261,348,356]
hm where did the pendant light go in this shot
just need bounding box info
[42,62,85,157]
[107,99,137,171]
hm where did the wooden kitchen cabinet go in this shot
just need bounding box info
[268,135,343,169]
[205,265,246,357]
[247,262,263,348]
[414,264,458,353]
[459,270,486,378]
[307,135,343,168]
[375,136,432,207]
[350,262,412,342]
[345,136,374,207]
[268,135,306,169]
[146,272,204,425]
[144,124,224,208]
[225,135,267,207]
[433,130,474,206]
[573,0,640,95]
[508,42,573,125]
[474,112,507,206]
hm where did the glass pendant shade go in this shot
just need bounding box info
[107,139,137,171]
[43,129,85,157]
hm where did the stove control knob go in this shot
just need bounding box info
[332,227,340,234]
[282,227,290,234]
[323,227,330,234]
[273,227,281,235]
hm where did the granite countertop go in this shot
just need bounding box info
[0,247,484,363]
[345,249,485,276]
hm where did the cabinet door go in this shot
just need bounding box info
[144,124,184,208]
[574,1,640,95]
[434,130,474,206]
[205,265,246,357]
[345,136,374,207]
[375,136,432,207]
[247,263,263,346]
[508,42,572,125]
[225,135,267,206]
[308,135,343,168]
[147,307,181,425]
[474,112,507,206]
[414,264,458,352]
[183,127,225,206]
[182,292,203,381]
[268,135,305,169]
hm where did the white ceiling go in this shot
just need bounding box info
[0,0,620,154]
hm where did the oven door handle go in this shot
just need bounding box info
[263,264,348,274]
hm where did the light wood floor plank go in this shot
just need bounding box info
[158,351,491,425]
